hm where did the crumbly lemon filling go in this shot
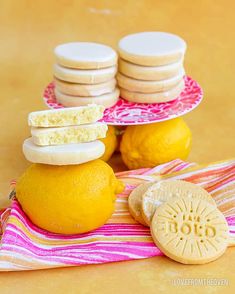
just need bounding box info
[28,105,104,127]
[32,124,108,146]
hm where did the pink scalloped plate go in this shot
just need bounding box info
[43,76,203,125]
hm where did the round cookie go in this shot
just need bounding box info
[142,180,216,226]
[55,42,117,69]
[120,80,184,104]
[128,182,154,226]
[54,64,117,84]
[23,138,105,165]
[117,70,185,93]
[151,197,229,264]
[119,59,183,81]
[54,78,116,97]
[118,32,186,66]
[55,87,120,108]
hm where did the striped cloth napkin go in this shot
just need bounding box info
[0,159,234,271]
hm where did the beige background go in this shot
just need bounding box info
[0,0,235,293]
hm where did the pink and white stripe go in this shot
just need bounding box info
[0,158,234,271]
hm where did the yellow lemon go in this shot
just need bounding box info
[16,160,124,234]
[100,125,118,161]
[120,118,192,169]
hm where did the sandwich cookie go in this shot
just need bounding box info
[55,87,120,108]
[31,122,108,146]
[54,64,117,84]
[23,138,105,165]
[151,197,229,264]
[55,42,117,69]
[118,32,186,66]
[28,105,104,127]
[119,58,183,81]
[117,69,185,93]
[142,180,216,226]
[54,78,116,96]
[120,80,185,103]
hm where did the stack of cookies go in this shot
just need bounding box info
[129,180,229,264]
[117,32,186,103]
[53,42,120,108]
[23,105,107,165]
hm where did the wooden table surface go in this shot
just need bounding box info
[0,1,234,293]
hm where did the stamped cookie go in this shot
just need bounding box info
[151,197,229,264]
[142,180,216,225]
[128,182,154,226]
